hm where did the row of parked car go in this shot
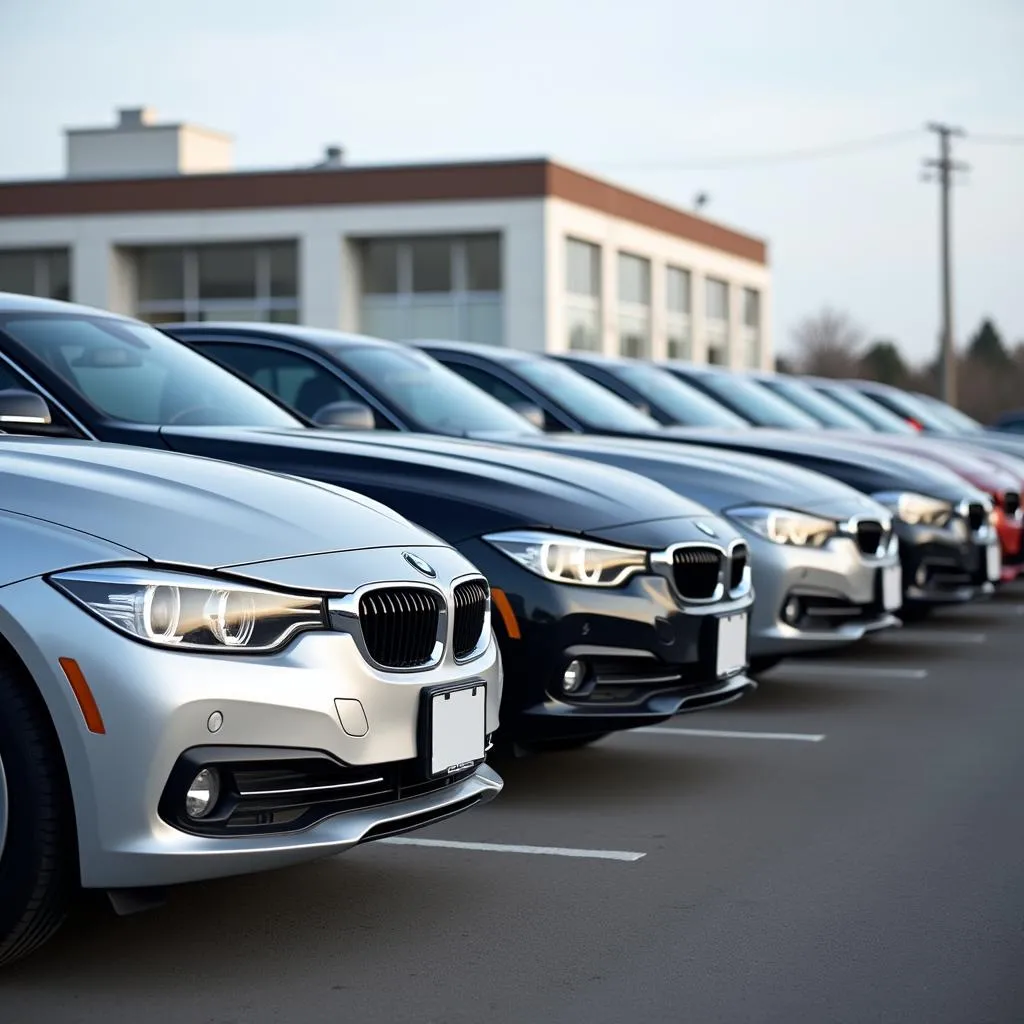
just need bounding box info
[1,291,1021,966]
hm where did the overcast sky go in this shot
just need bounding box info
[1,0,1021,362]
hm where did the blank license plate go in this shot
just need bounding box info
[716,613,748,678]
[882,564,903,611]
[430,684,486,776]
[986,543,1002,583]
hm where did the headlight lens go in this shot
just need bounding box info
[49,567,326,652]
[484,530,648,587]
[872,492,954,527]
[727,506,837,547]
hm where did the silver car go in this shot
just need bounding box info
[0,437,503,967]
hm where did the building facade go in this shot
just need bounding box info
[0,109,772,368]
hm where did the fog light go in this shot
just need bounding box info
[562,659,586,693]
[185,768,220,819]
[783,598,802,625]
[915,566,928,587]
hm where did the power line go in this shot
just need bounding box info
[593,129,921,171]
[967,132,1024,145]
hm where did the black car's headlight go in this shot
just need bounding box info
[484,530,648,587]
[872,491,954,527]
[49,567,327,653]
[727,506,838,547]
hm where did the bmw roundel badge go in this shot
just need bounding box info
[403,552,437,577]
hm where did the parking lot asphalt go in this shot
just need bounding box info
[3,585,1023,1024]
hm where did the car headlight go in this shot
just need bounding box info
[727,506,837,547]
[872,492,954,527]
[484,530,648,587]
[49,567,326,653]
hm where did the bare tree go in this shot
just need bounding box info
[789,308,866,378]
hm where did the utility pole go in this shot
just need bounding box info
[923,123,968,407]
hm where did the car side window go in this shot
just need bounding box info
[196,343,372,421]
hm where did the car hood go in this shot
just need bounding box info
[652,427,978,503]
[156,426,714,543]
[491,433,886,519]
[0,437,438,569]
[836,433,1018,491]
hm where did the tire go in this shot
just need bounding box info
[0,656,77,968]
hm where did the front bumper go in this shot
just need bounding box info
[897,518,994,605]
[0,576,503,890]
[461,539,756,742]
[744,534,901,658]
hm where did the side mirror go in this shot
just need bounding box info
[0,389,52,426]
[312,400,376,431]
[508,400,546,430]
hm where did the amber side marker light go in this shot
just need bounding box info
[489,587,521,640]
[59,657,106,734]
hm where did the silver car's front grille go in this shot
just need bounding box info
[358,587,442,669]
[966,502,986,532]
[855,520,885,556]
[452,579,489,660]
[672,546,723,601]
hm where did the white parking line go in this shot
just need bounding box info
[379,838,646,861]
[877,629,986,644]
[635,727,825,743]
[780,664,929,680]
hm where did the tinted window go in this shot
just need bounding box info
[760,377,871,430]
[813,384,916,433]
[613,363,748,427]
[0,314,301,427]
[918,396,984,433]
[693,373,820,429]
[338,346,540,436]
[197,342,362,419]
[859,387,950,431]
[511,358,662,432]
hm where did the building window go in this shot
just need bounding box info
[133,242,299,324]
[666,266,692,361]
[565,238,601,352]
[358,234,502,345]
[742,287,761,368]
[705,276,730,365]
[0,249,70,301]
[617,252,651,359]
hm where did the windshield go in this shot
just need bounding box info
[0,313,301,428]
[917,394,984,433]
[336,345,540,436]
[613,363,749,427]
[812,382,917,434]
[860,386,953,431]
[512,358,662,432]
[759,376,871,430]
[693,373,820,429]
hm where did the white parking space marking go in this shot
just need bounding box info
[878,629,987,644]
[780,664,929,680]
[635,727,825,743]
[379,838,647,862]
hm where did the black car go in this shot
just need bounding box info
[403,341,994,609]
[0,295,756,752]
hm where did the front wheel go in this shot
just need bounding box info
[0,657,77,968]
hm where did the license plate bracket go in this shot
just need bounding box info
[419,681,486,778]
[881,563,903,611]
[986,543,1002,583]
[715,612,748,678]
